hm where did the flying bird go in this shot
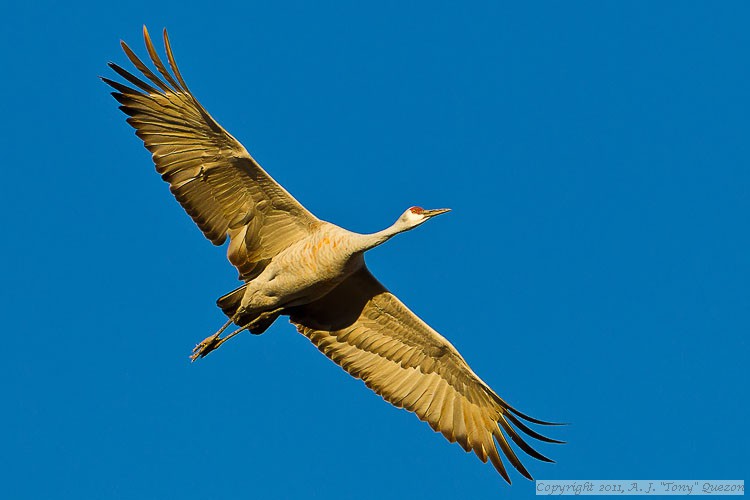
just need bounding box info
[103,26,562,483]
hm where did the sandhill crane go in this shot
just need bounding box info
[103,26,562,483]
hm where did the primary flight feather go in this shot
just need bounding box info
[104,26,562,483]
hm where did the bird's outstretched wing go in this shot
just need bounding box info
[288,267,562,483]
[103,27,319,280]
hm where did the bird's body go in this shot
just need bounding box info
[104,26,562,483]
[216,209,446,342]
[235,223,365,315]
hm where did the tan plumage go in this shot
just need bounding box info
[105,28,318,281]
[289,267,560,482]
[104,26,561,483]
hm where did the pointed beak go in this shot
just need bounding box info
[421,208,451,218]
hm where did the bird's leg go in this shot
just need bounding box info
[190,317,235,361]
[208,324,250,351]
[190,307,285,361]
[245,307,284,335]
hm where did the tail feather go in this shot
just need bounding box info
[216,284,246,319]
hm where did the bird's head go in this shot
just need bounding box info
[396,206,451,231]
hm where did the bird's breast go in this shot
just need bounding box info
[259,231,363,305]
[292,233,356,277]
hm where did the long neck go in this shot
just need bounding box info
[353,220,409,253]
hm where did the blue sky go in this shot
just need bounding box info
[2,1,748,498]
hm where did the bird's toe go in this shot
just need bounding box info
[190,333,221,361]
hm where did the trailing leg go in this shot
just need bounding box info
[190,316,235,361]
[189,307,284,361]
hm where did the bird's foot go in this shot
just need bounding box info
[190,333,222,362]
